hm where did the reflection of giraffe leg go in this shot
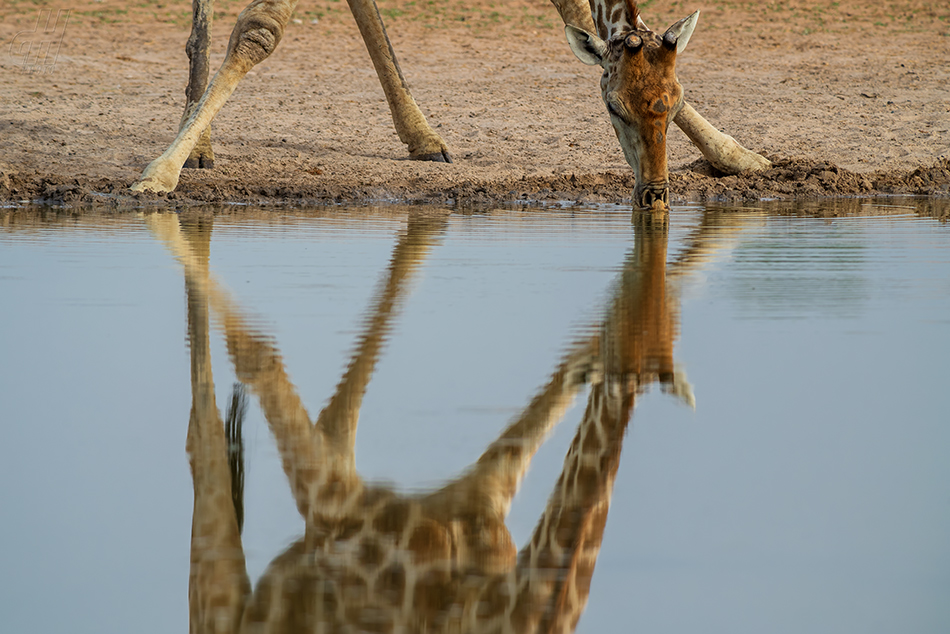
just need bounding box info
[180,0,216,169]
[218,212,445,520]
[150,212,446,522]
[217,310,327,519]
[148,212,324,520]
[316,212,449,460]
[179,214,251,634]
[415,336,599,577]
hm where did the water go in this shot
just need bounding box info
[1,201,948,634]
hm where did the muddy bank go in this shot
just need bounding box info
[2,157,948,209]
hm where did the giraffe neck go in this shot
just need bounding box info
[588,0,639,40]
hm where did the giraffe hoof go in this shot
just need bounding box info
[130,158,180,193]
[414,150,453,164]
[183,155,215,169]
[130,177,174,193]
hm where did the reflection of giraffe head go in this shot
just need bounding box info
[566,1,699,211]
[151,209,696,633]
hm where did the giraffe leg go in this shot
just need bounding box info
[547,0,596,33]
[345,0,452,163]
[131,0,298,192]
[181,0,216,169]
[674,102,771,173]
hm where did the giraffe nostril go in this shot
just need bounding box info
[637,185,670,210]
[639,188,660,209]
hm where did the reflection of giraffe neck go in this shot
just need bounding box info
[499,216,685,633]
[501,375,634,634]
[607,214,677,388]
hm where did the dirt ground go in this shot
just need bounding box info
[1,0,949,208]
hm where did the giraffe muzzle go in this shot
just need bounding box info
[636,183,670,211]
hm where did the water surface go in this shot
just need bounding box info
[1,201,948,634]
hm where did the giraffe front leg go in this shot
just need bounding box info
[546,0,596,33]
[346,0,452,162]
[181,0,216,169]
[131,0,298,192]
[674,102,771,173]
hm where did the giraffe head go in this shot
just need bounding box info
[566,2,699,211]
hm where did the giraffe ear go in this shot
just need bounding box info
[662,10,700,54]
[565,25,608,67]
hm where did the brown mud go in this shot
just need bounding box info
[1,0,949,209]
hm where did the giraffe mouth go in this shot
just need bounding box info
[635,183,670,211]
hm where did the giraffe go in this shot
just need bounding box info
[147,207,707,633]
[130,0,770,201]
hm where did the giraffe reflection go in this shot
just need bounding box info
[150,210,694,634]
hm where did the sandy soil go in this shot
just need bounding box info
[1,0,949,208]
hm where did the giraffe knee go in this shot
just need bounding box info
[230,23,283,67]
[228,3,292,69]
